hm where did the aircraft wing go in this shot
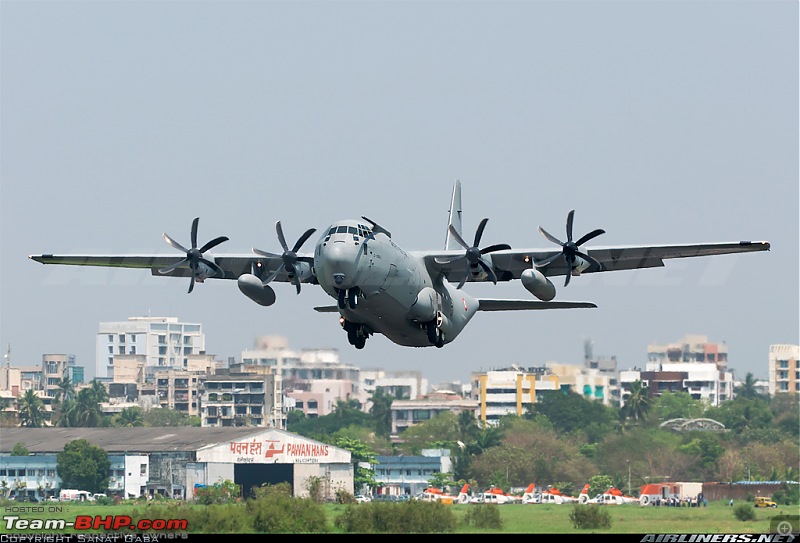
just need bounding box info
[28,253,309,283]
[477,299,597,311]
[421,240,770,283]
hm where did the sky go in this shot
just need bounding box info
[1,1,797,387]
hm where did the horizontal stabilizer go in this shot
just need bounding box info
[477,299,597,311]
[314,306,340,313]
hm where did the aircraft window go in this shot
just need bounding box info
[348,227,357,235]
[328,227,336,235]
[336,226,348,234]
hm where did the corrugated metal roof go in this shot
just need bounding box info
[0,427,267,453]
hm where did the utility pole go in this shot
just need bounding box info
[627,459,631,496]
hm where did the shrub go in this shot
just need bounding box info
[463,503,503,530]
[246,493,329,533]
[334,500,456,533]
[336,489,357,504]
[251,482,292,500]
[733,503,756,522]
[569,504,612,529]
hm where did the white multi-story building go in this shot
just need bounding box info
[769,344,800,396]
[360,369,428,407]
[96,317,205,380]
[620,362,734,406]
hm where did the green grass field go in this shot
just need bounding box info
[2,500,795,534]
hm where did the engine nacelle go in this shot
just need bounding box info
[407,286,438,322]
[237,274,277,306]
[521,268,556,301]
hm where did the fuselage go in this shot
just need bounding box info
[313,219,478,347]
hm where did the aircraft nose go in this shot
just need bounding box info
[323,241,358,288]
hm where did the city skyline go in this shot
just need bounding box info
[2,2,797,386]
[1,322,783,385]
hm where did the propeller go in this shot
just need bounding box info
[437,218,511,289]
[159,217,229,293]
[536,210,605,286]
[253,221,317,294]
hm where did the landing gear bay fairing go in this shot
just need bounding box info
[29,182,770,351]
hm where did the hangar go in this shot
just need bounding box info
[0,427,353,501]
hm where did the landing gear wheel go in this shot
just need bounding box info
[435,330,445,348]
[337,288,346,309]
[347,323,359,345]
[426,321,437,345]
[347,287,359,309]
[354,336,366,349]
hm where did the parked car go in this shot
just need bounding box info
[354,494,371,503]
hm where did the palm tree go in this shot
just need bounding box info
[735,372,761,400]
[116,406,144,427]
[54,377,75,404]
[369,388,393,438]
[74,388,103,427]
[89,380,109,403]
[54,398,77,427]
[623,380,653,421]
[17,389,45,427]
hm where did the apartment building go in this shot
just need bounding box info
[619,362,734,406]
[470,368,560,425]
[647,335,728,370]
[200,372,278,428]
[96,317,205,379]
[769,344,800,395]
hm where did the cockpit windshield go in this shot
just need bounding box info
[324,223,373,242]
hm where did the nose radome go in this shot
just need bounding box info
[323,241,358,288]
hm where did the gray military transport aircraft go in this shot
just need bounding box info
[29,181,770,350]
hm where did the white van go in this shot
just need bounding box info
[59,489,94,502]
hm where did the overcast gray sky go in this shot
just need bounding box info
[2,0,797,386]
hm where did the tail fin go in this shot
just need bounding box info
[444,180,463,250]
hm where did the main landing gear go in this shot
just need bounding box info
[336,287,360,310]
[341,318,369,349]
[425,320,445,348]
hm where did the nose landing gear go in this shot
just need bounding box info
[336,287,360,309]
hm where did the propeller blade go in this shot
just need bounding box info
[480,243,511,254]
[574,228,605,247]
[292,228,317,253]
[199,257,225,278]
[538,226,564,247]
[188,262,198,293]
[448,225,471,251]
[564,270,572,287]
[473,218,489,247]
[574,250,604,271]
[477,258,498,285]
[457,269,470,289]
[434,255,466,265]
[533,253,563,268]
[163,233,189,254]
[290,263,302,294]
[252,248,281,259]
[158,257,189,275]
[199,236,230,254]
[275,221,289,252]
[566,210,575,242]
[190,217,199,249]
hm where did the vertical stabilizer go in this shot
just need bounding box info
[444,179,463,250]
